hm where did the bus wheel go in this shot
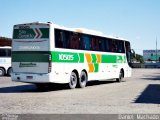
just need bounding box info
[116,70,123,82]
[7,67,12,76]
[78,71,87,88]
[68,71,78,89]
[0,68,5,76]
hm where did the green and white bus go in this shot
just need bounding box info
[0,46,12,76]
[11,22,132,89]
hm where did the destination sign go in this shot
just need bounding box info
[13,28,49,39]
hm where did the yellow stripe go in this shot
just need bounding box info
[88,64,94,73]
[85,53,94,72]
[96,54,101,63]
[85,53,92,63]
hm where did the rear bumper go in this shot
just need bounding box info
[11,72,50,83]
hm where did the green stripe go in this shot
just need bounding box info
[94,64,99,72]
[12,51,50,62]
[12,51,126,64]
[91,54,97,63]
[51,51,84,63]
[101,55,125,63]
[117,56,123,63]
[101,55,117,63]
[79,53,84,63]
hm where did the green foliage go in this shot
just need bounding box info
[135,54,144,63]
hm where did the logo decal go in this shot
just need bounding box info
[19,62,37,68]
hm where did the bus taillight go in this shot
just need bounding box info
[48,54,52,73]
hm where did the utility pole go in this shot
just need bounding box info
[156,37,157,63]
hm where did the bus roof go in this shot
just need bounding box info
[14,22,128,41]
[14,22,50,27]
[52,23,128,41]
[0,46,11,49]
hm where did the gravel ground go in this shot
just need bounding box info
[0,69,160,114]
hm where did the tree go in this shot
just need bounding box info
[134,54,144,63]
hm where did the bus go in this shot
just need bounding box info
[0,46,12,76]
[11,22,132,89]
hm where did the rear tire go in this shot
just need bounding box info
[0,68,5,76]
[78,71,87,88]
[116,70,123,82]
[7,67,12,76]
[68,71,78,89]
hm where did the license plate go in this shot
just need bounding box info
[26,76,33,79]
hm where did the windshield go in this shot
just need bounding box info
[125,41,132,66]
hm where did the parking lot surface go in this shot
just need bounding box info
[0,69,160,114]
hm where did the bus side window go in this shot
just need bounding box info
[91,37,95,50]
[96,37,100,51]
[0,49,6,57]
[111,39,118,53]
[105,38,111,52]
[91,37,99,51]
[99,38,105,51]
[117,41,125,53]
[110,39,114,52]
[70,33,80,49]
[7,49,11,57]
[55,29,63,48]
[63,31,70,49]
[82,34,91,50]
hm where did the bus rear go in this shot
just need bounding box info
[11,22,51,83]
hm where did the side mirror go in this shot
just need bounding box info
[131,49,136,58]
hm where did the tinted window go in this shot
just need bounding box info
[110,39,125,53]
[55,29,63,48]
[105,38,111,52]
[91,37,99,51]
[0,49,11,57]
[0,49,6,57]
[99,38,105,51]
[55,29,70,49]
[125,41,131,63]
[111,39,118,53]
[81,34,91,50]
[55,29,126,54]
[117,41,125,53]
[6,49,11,56]
[70,32,80,49]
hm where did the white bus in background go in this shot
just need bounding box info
[11,22,133,89]
[0,46,12,76]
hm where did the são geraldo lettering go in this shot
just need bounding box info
[59,54,74,61]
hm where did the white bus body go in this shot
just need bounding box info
[0,46,12,76]
[11,22,132,89]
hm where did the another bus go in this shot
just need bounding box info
[0,46,12,76]
[11,22,132,89]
